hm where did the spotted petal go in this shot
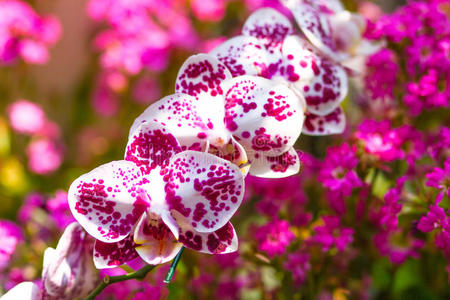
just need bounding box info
[165,151,244,233]
[93,234,139,269]
[242,8,293,53]
[282,35,348,115]
[223,75,304,156]
[249,147,300,178]
[133,213,182,265]
[302,107,346,135]
[175,54,232,145]
[68,160,150,243]
[284,0,338,60]
[125,120,183,171]
[128,93,211,150]
[179,222,238,254]
[210,36,268,77]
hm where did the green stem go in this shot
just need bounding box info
[82,264,156,300]
[164,246,185,283]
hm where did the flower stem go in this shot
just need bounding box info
[82,264,156,300]
[164,246,185,283]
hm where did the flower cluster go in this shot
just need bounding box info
[0,0,60,65]
[7,100,64,175]
[364,0,449,115]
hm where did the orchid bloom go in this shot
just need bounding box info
[210,8,348,136]
[131,53,304,178]
[0,223,97,300]
[281,0,382,71]
[68,119,245,268]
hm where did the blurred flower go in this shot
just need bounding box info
[254,219,295,258]
[418,203,447,233]
[18,193,45,223]
[132,76,161,105]
[46,191,75,230]
[7,100,46,135]
[364,49,398,100]
[0,220,23,270]
[374,230,424,264]
[0,0,61,64]
[26,139,63,175]
[283,252,310,285]
[355,119,404,162]
[426,157,450,198]
[191,0,226,21]
[318,143,361,211]
[311,216,354,252]
[428,126,450,162]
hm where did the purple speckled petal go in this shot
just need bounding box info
[282,35,348,115]
[128,93,210,150]
[125,120,183,172]
[284,0,338,60]
[68,160,150,243]
[175,54,232,145]
[0,282,41,300]
[175,54,232,99]
[179,222,238,254]
[302,106,346,135]
[164,151,244,233]
[93,234,139,269]
[210,35,268,77]
[242,8,293,53]
[248,147,300,178]
[133,213,182,265]
[223,75,304,156]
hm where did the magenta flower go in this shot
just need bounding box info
[428,126,450,161]
[254,219,295,258]
[418,204,447,233]
[355,119,404,162]
[69,118,245,268]
[371,177,406,231]
[283,252,310,285]
[46,191,75,230]
[318,143,362,198]
[374,230,424,264]
[364,49,398,100]
[0,220,23,270]
[425,157,450,198]
[210,8,348,136]
[311,215,354,252]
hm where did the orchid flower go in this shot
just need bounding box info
[131,53,305,178]
[210,8,347,136]
[0,223,97,300]
[68,120,245,268]
[281,0,382,72]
